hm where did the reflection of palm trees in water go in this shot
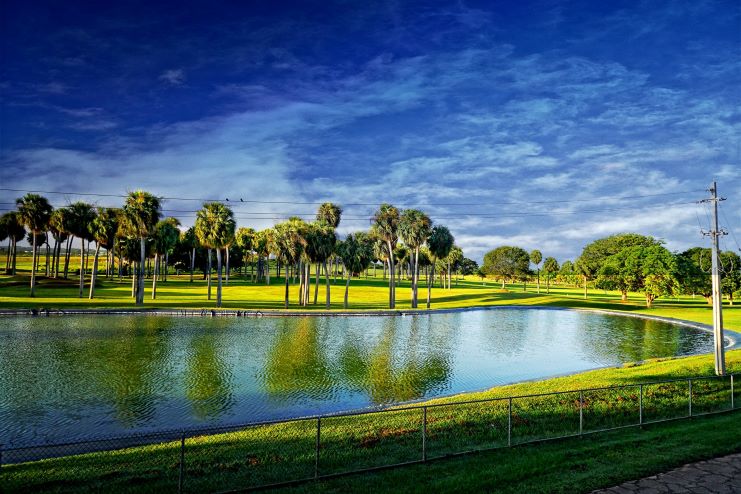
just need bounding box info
[185,331,234,420]
[338,316,451,404]
[264,317,334,400]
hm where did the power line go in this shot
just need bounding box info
[0,187,704,208]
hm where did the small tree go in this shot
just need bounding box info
[426,225,454,308]
[122,191,161,305]
[542,257,559,294]
[372,204,401,309]
[88,208,119,299]
[195,203,235,307]
[337,232,373,308]
[482,246,530,288]
[530,249,542,293]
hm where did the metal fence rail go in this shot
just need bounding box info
[0,373,737,493]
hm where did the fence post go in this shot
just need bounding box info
[639,384,643,426]
[507,397,512,447]
[178,432,185,494]
[422,406,427,462]
[579,391,584,436]
[688,379,693,418]
[315,417,321,479]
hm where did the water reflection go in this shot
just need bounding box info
[0,310,714,447]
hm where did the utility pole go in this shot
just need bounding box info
[699,181,728,376]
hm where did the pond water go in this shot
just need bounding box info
[0,309,715,447]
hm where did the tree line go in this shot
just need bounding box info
[1,192,478,309]
[482,233,741,307]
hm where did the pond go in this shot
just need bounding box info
[0,309,716,447]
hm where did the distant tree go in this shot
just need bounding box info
[194,203,235,308]
[542,257,559,294]
[676,247,712,303]
[576,233,661,299]
[459,257,479,276]
[316,202,342,228]
[151,218,180,299]
[482,246,530,288]
[444,245,463,289]
[122,191,161,305]
[1,211,26,275]
[16,194,53,296]
[557,260,576,286]
[274,218,308,308]
[180,227,199,282]
[399,209,432,308]
[48,208,69,278]
[426,225,454,308]
[88,208,119,299]
[337,232,373,308]
[235,227,256,280]
[720,251,741,305]
[599,245,679,307]
[372,204,401,309]
[530,249,542,293]
[67,202,97,297]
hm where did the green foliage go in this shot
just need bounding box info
[372,203,401,251]
[530,249,542,267]
[16,193,53,234]
[482,246,531,282]
[577,233,661,280]
[720,251,741,301]
[399,209,432,251]
[194,202,236,250]
[542,257,559,278]
[153,217,181,254]
[458,257,479,275]
[676,247,712,299]
[90,208,120,249]
[121,191,161,239]
[316,202,343,229]
[273,218,309,265]
[338,232,374,275]
[427,225,454,261]
[598,245,679,307]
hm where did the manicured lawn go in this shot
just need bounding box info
[3,351,739,493]
[1,255,740,335]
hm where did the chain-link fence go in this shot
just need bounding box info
[1,374,737,493]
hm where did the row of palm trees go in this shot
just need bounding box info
[2,191,461,309]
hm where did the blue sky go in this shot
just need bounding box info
[1,0,739,262]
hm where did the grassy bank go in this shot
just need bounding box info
[3,350,740,493]
[2,259,740,333]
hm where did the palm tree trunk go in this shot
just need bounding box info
[426,263,434,309]
[29,233,37,296]
[225,248,229,285]
[324,261,331,309]
[79,238,86,298]
[132,263,137,297]
[207,249,212,300]
[118,251,123,280]
[64,236,72,278]
[344,272,350,309]
[216,248,223,307]
[536,269,540,293]
[45,239,50,277]
[89,244,101,299]
[152,253,158,299]
[266,256,271,285]
[164,252,169,282]
[387,241,395,309]
[11,238,17,275]
[413,248,420,308]
[137,238,146,304]
[284,267,290,308]
[190,247,195,282]
[314,262,320,304]
[5,238,10,272]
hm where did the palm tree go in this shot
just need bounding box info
[67,202,97,297]
[235,227,255,280]
[48,209,70,278]
[1,212,25,275]
[15,194,53,296]
[274,218,308,308]
[399,209,432,308]
[194,202,235,307]
[426,225,454,308]
[88,208,119,299]
[151,218,180,299]
[337,232,373,309]
[530,249,542,293]
[181,227,198,282]
[372,204,400,309]
[542,257,559,294]
[315,203,342,306]
[316,202,343,228]
[122,191,161,305]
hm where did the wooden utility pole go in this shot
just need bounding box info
[700,181,728,376]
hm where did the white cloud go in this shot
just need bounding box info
[158,69,186,85]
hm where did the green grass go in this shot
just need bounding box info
[3,351,739,493]
[2,256,740,335]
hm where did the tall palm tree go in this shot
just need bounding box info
[399,209,431,308]
[48,208,70,278]
[372,204,400,309]
[181,227,198,282]
[530,249,542,293]
[88,208,119,299]
[316,202,343,228]
[194,202,235,308]
[426,225,454,309]
[122,191,161,305]
[15,194,53,296]
[150,218,180,299]
[160,217,181,282]
[2,212,25,275]
[67,202,97,298]
[337,232,373,309]
[274,217,308,308]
